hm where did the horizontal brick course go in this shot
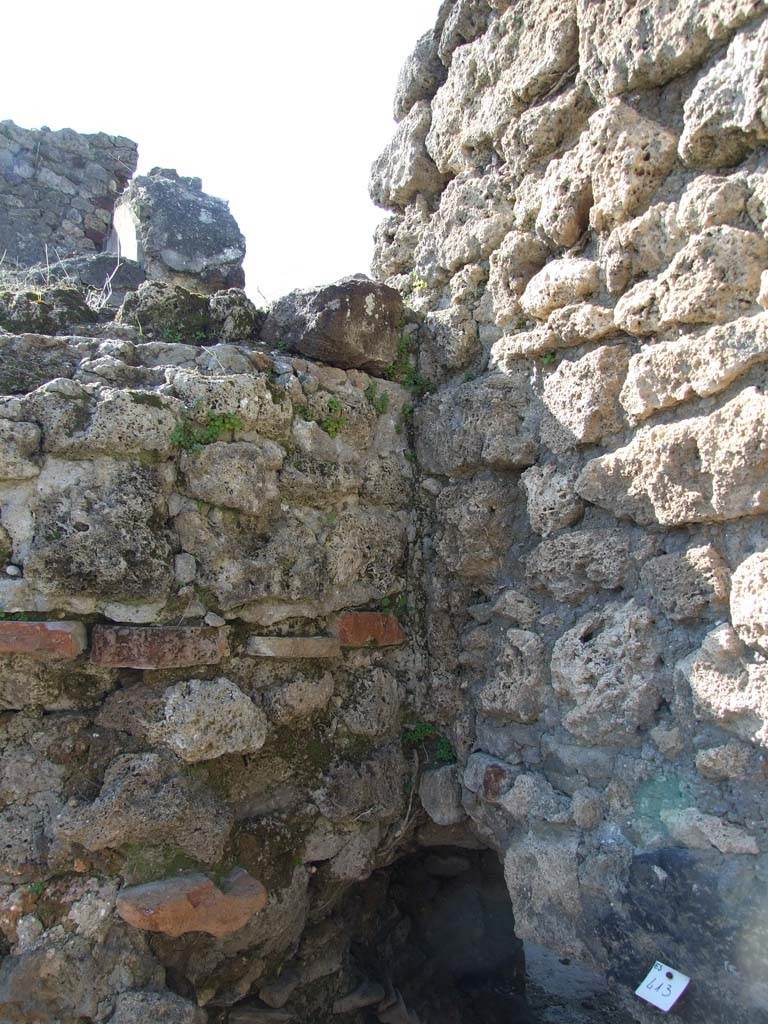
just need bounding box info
[0,620,87,659]
[336,612,407,648]
[90,625,229,669]
[246,636,341,659]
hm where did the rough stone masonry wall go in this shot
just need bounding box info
[0,121,138,266]
[371,1,768,1021]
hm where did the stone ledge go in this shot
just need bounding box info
[336,612,407,648]
[90,625,229,669]
[246,636,341,659]
[0,620,87,659]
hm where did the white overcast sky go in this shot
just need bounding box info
[2,0,440,301]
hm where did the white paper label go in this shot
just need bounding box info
[635,961,690,1012]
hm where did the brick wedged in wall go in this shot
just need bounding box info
[0,620,86,659]
[90,624,229,669]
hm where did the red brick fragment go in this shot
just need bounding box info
[336,612,407,648]
[116,868,267,938]
[90,625,228,669]
[0,621,86,659]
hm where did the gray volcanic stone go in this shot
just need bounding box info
[114,167,245,292]
[261,275,404,373]
[394,31,447,121]
[0,120,137,266]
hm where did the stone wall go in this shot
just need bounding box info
[371,2,768,1022]
[0,121,137,266]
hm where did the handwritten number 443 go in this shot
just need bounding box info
[646,962,674,998]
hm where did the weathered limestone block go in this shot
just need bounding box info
[678,172,750,232]
[313,746,406,824]
[0,334,82,395]
[577,389,768,526]
[419,305,480,379]
[265,671,335,724]
[0,930,163,1024]
[24,458,173,603]
[621,314,768,420]
[415,170,515,276]
[500,83,595,178]
[542,344,630,447]
[0,419,40,479]
[110,990,206,1024]
[168,369,292,440]
[696,741,754,780]
[116,869,267,937]
[336,612,407,648]
[677,624,768,746]
[490,303,615,363]
[680,20,768,168]
[261,276,403,374]
[578,0,766,100]
[660,807,759,855]
[615,227,768,335]
[475,628,546,722]
[370,101,444,210]
[117,280,211,340]
[641,545,730,622]
[437,0,493,66]
[520,463,584,536]
[0,620,86,659]
[731,550,768,654]
[146,678,268,763]
[426,0,578,175]
[503,830,586,958]
[419,765,466,825]
[463,752,520,803]
[91,625,228,669]
[536,101,676,246]
[114,167,245,292]
[416,371,537,475]
[551,601,662,744]
[487,230,549,327]
[341,668,400,737]
[435,474,518,580]
[393,30,446,121]
[371,202,430,282]
[499,773,571,823]
[588,102,677,234]
[525,528,631,602]
[0,656,114,711]
[208,289,262,341]
[181,440,284,515]
[602,202,684,295]
[55,752,233,862]
[520,259,599,320]
[22,383,182,458]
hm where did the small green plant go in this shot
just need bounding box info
[319,396,347,438]
[384,332,435,399]
[402,721,438,745]
[28,881,45,897]
[404,449,417,463]
[381,593,408,620]
[171,411,243,451]
[364,380,390,415]
[275,339,289,352]
[541,351,557,366]
[411,273,429,294]
[402,722,456,765]
[320,510,338,528]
